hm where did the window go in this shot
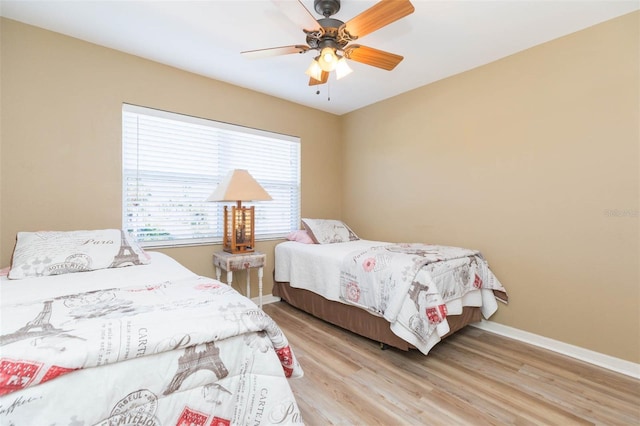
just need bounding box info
[122,104,300,248]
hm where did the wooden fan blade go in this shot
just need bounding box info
[241,45,309,59]
[343,0,414,39]
[309,71,329,86]
[272,0,322,32]
[344,45,403,70]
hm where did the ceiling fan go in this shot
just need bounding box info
[241,0,415,86]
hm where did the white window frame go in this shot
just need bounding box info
[122,104,300,248]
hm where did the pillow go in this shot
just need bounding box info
[286,230,315,244]
[8,229,150,279]
[301,219,359,244]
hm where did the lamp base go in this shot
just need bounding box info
[223,246,255,254]
[223,205,256,254]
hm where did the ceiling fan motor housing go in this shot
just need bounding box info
[314,0,341,17]
[306,18,351,50]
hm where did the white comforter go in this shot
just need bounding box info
[275,240,387,302]
[275,240,507,354]
[1,252,303,425]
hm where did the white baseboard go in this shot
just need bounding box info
[253,294,281,306]
[472,320,640,379]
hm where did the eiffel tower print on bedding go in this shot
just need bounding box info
[8,229,151,279]
[0,250,304,425]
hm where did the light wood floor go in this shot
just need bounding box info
[264,302,640,426]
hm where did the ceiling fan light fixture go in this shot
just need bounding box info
[243,0,415,88]
[335,57,353,80]
[305,58,324,81]
[317,47,338,72]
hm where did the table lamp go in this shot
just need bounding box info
[206,169,272,253]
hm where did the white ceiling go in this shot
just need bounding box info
[1,0,638,115]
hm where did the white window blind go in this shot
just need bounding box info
[122,104,300,247]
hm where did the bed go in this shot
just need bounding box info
[274,219,508,354]
[0,229,303,425]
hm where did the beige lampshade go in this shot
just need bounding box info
[206,169,272,202]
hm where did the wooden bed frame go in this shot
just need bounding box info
[273,279,483,351]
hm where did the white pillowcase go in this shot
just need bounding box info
[8,229,150,279]
[301,219,359,244]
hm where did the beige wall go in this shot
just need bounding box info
[342,12,639,363]
[0,18,342,293]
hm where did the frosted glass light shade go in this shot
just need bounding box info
[317,47,338,72]
[305,59,324,81]
[335,58,353,80]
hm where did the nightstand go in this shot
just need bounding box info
[212,251,266,308]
